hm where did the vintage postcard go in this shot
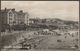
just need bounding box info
[1,1,79,51]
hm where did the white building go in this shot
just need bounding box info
[1,8,29,26]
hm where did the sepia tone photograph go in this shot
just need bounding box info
[1,1,79,51]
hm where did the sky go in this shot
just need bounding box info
[1,1,79,21]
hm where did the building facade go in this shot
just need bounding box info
[1,8,29,26]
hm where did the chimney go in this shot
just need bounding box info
[5,8,7,11]
[19,10,23,13]
[12,8,15,11]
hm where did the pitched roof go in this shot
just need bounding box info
[1,8,26,17]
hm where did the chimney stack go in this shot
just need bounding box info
[19,10,23,13]
[5,8,7,11]
[12,8,15,11]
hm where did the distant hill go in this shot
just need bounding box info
[49,18,79,29]
[43,18,79,29]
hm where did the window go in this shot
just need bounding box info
[9,22,12,24]
[9,18,12,20]
[9,12,13,17]
[57,39,62,42]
